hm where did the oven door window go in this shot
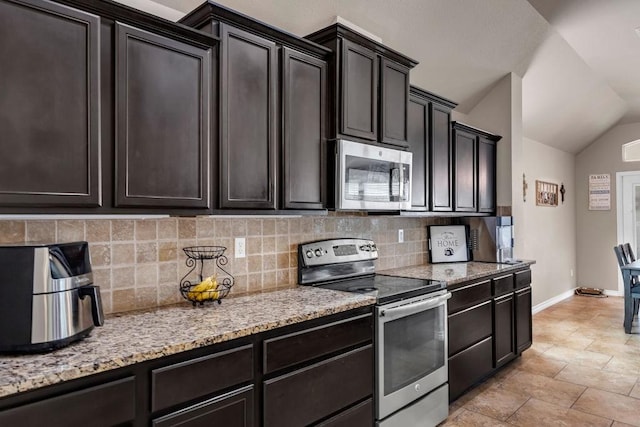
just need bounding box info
[383,304,446,395]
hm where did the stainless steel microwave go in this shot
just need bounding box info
[335,139,412,211]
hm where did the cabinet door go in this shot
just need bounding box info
[220,24,277,209]
[448,336,492,401]
[493,293,516,368]
[115,23,211,208]
[453,128,477,212]
[430,104,453,211]
[380,58,409,147]
[515,287,533,353]
[264,345,373,427]
[0,0,100,207]
[0,377,135,427]
[340,40,378,141]
[152,386,254,427]
[478,136,496,213]
[407,95,429,210]
[282,47,326,209]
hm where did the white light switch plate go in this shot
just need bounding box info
[235,237,246,258]
[398,229,404,243]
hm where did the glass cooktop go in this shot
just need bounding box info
[318,274,446,304]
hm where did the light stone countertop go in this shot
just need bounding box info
[379,260,536,286]
[0,287,375,399]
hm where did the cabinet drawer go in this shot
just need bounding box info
[515,269,532,289]
[264,314,372,374]
[0,377,135,427]
[448,336,493,401]
[315,399,373,427]
[493,274,514,296]
[151,344,253,412]
[152,386,254,427]
[448,279,491,313]
[264,345,373,427]
[448,300,492,356]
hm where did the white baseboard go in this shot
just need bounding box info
[603,289,623,297]
[532,288,576,314]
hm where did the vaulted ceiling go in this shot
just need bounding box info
[117,0,640,154]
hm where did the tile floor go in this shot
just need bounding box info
[442,295,640,426]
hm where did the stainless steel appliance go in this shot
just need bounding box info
[0,241,104,353]
[298,238,450,426]
[333,139,412,211]
[460,216,516,263]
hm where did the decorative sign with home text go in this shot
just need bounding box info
[589,174,610,210]
[428,225,470,263]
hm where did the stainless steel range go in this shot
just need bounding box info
[298,238,451,426]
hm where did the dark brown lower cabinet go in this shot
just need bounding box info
[152,386,254,427]
[447,268,532,402]
[448,337,493,401]
[516,287,533,353]
[263,345,373,427]
[315,399,373,427]
[0,377,135,427]
[0,307,373,426]
[448,300,492,356]
[493,293,516,368]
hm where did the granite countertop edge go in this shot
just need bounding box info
[379,260,536,286]
[0,287,375,400]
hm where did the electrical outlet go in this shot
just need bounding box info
[235,237,246,258]
[570,269,574,277]
[398,229,404,243]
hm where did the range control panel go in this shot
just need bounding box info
[298,238,378,267]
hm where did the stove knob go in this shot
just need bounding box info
[359,245,370,252]
[305,250,314,258]
[315,249,323,257]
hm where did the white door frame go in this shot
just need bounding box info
[616,171,640,294]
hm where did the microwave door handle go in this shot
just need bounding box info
[379,293,451,319]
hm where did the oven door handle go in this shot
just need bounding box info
[379,292,451,319]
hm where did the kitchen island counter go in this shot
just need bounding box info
[379,260,536,286]
[0,287,375,399]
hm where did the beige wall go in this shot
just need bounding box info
[576,122,640,292]
[0,215,447,314]
[522,137,576,305]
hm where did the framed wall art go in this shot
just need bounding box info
[428,225,470,263]
[535,180,558,207]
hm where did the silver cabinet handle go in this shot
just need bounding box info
[380,293,451,319]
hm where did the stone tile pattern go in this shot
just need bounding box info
[0,215,449,314]
[442,295,640,427]
[0,287,375,398]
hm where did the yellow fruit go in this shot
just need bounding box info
[187,276,218,301]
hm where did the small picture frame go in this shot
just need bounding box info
[428,225,470,263]
[536,180,559,207]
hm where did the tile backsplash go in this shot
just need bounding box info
[0,214,450,314]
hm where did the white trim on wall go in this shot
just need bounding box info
[532,288,576,314]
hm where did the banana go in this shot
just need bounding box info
[187,275,219,301]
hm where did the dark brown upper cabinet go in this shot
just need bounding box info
[115,23,212,209]
[380,58,410,147]
[0,0,218,214]
[282,48,327,210]
[407,86,457,212]
[452,122,501,214]
[219,24,278,209]
[453,127,477,212]
[341,40,378,141]
[180,3,330,211]
[431,104,454,212]
[0,0,101,207]
[478,136,497,213]
[305,24,417,148]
